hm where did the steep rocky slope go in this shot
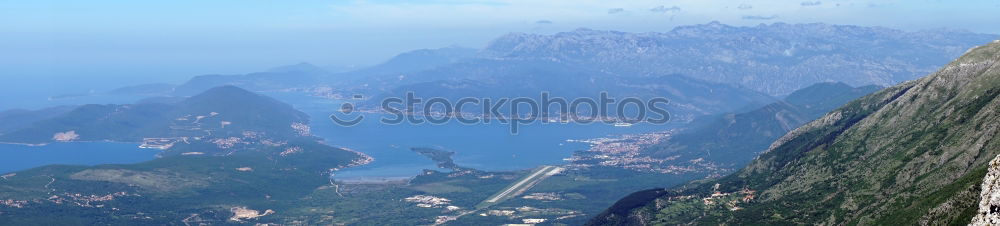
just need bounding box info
[971,154,1000,225]
[591,40,1000,225]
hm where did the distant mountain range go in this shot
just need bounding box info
[333,46,478,83]
[70,22,996,122]
[362,59,777,121]
[590,40,1000,225]
[346,22,994,119]
[482,22,997,95]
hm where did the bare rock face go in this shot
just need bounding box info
[972,155,1000,225]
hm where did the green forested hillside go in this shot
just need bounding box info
[643,82,881,169]
[0,85,308,144]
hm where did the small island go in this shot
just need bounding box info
[410,147,464,171]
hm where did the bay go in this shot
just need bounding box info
[266,92,672,180]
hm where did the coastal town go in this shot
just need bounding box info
[566,131,723,174]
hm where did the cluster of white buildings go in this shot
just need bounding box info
[404,195,452,208]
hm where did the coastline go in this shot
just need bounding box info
[0,141,49,147]
[0,140,151,148]
[335,176,411,185]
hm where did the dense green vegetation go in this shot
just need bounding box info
[411,147,461,170]
[643,82,881,168]
[0,143,356,224]
[0,106,76,135]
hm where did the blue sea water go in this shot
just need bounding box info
[266,92,673,180]
[0,89,674,179]
[0,142,159,174]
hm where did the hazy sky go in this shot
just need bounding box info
[2,0,999,84]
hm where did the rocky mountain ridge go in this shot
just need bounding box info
[483,22,997,95]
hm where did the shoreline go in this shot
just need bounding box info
[0,140,149,148]
[0,141,49,147]
[334,176,412,185]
